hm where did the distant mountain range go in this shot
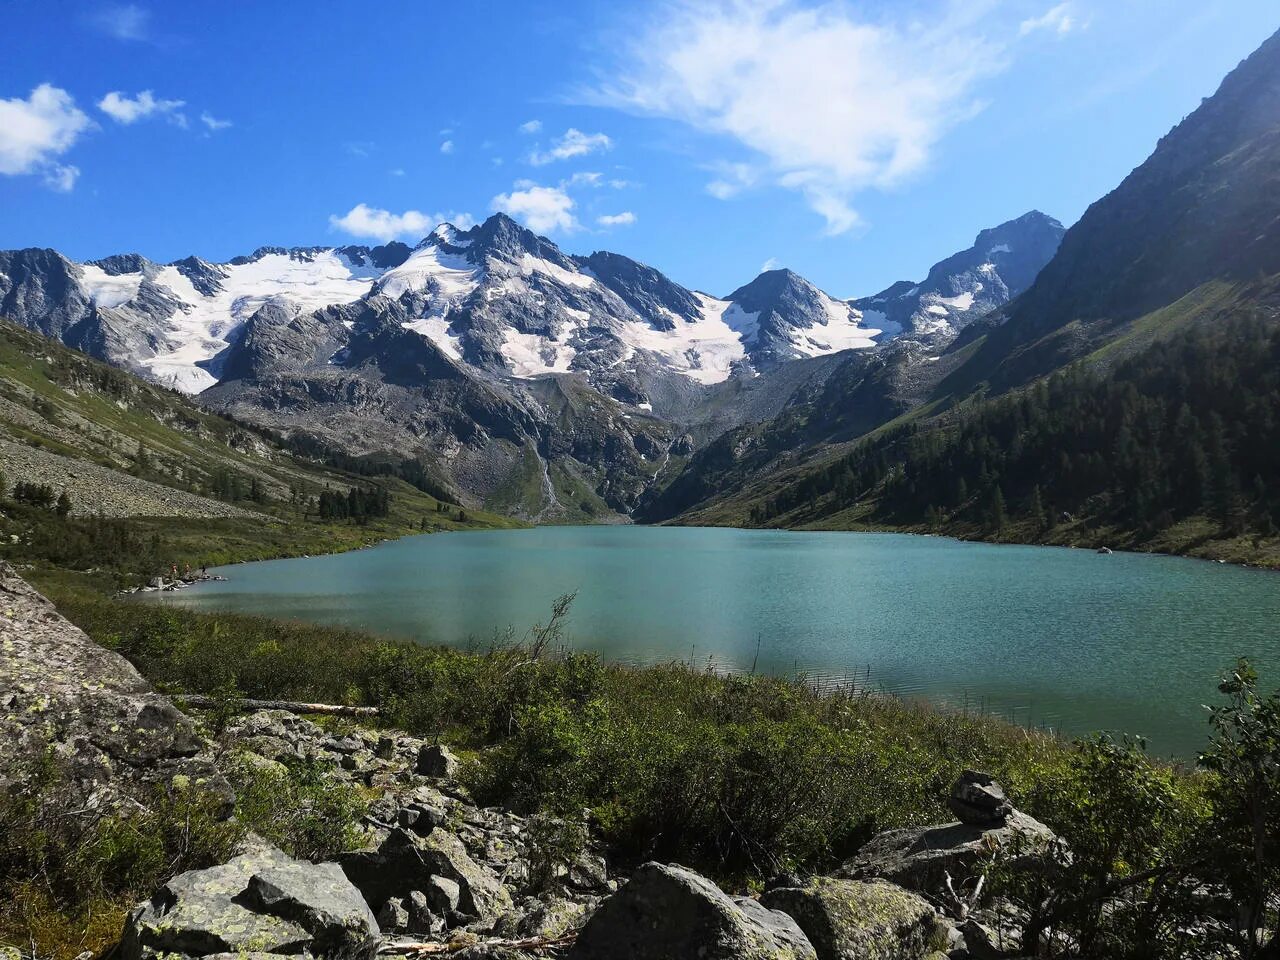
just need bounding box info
[0,199,1063,520]
[652,26,1280,560]
[8,26,1275,539]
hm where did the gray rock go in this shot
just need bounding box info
[569,862,816,960]
[377,898,410,933]
[428,875,463,914]
[341,827,512,923]
[405,890,436,935]
[245,858,380,958]
[839,811,1057,897]
[417,742,460,778]
[421,828,515,922]
[121,848,378,960]
[0,562,230,812]
[760,877,944,960]
[948,771,1013,827]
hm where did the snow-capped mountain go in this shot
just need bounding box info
[0,211,1064,521]
[0,243,412,393]
[852,211,1065,342]
[0,214,884,399]
[721,268,882,367]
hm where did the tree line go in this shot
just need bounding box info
[752,310,1280,542]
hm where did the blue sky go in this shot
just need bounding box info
[2,1,1278,298]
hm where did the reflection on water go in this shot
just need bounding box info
[143,526,1280,756]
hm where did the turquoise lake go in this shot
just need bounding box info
[145,526,1280,756]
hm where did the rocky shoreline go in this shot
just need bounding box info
[2,561,1067,959]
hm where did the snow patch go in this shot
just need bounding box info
[518,254,595,289]
[379,244,480,300]
[80,265,143,309]
[139,251,385,393]
[615,293,748,385]
[500,327,576,377]
[988,243,1013,255]
[403,316,464,361]
[935,291,976,311]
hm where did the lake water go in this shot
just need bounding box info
[145,526,1280,756]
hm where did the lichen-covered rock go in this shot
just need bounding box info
[121,847,379,960]
[569,862,816,960]
[840,810,1057,896]
[245,857,380,956]
[761,877,944,960]
[421,827,516,922]
[0,562,229,810]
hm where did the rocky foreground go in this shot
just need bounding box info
[1,563,1060,959]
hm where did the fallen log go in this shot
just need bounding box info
[174,694,379,717]
[380,933,576,955]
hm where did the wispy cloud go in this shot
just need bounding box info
[761,257,782,272]
[529,128,612,166]
[518,119,542,134]
[597,211,636,227]
[200,110,232,132]
[90,3,150,41]
[491,181,579,233]
[440,139,455,155]
[345,141,375,158]
[98,90,186,126]
[329,203,474,242]
[1020,3,1082,37]
[0,84,92,191]
[585,0,1004,234]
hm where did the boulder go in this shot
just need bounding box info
[341,827,513,924]
[839,810,1057,897]
[0,562,229,810]
[245,858,380,956]
[948,771,1013,827]
[417,743,460,778]
[421,828,515,922]
[569,862,816,960]
[760,877,944,960]
[428,875,463,913]
[121,847,379,960]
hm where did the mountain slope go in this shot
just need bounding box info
[942,27,1280,396]
[669,27,1280,563]
[0,214,901,520]
[853,211,1065,342]
[638,212,1064,521]
[0,318,515,564]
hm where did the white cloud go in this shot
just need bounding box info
[440,139,455,154]
[519,119,542,134]
[90,4,150,41]
[1020,3,1080,37]
[597,211,636,227]
[390,167,406,177]
[329,204,473,243]
[0,85,92,189]
[43,163,80,192]
[200,110,232,131]
[98,90,186,125]
[587,0,1003,234]
[567,170,603,187]
[491,183,578,233]
[705,161,761,200]
[529,128,612,165]
[761,257,782,272]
